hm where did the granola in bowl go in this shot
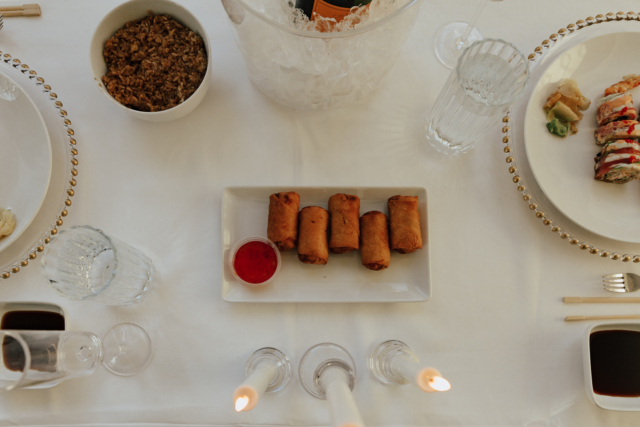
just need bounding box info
[101,13,207,112]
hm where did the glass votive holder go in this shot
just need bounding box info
[299,343,364,427]
[369,340,450,392]
[233,347,291,412]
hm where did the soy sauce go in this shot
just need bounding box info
[1,310,65,331]
[1,310,65,372]
[590,330,640,397]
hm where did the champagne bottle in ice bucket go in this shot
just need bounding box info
[295,0,372,22]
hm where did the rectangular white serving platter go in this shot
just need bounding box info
[221,187,431,303]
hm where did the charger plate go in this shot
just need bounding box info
[505,12,640,262]
[0,69,52,253]
[0,52,79,279]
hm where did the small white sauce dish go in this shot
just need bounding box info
[583,321,640,411]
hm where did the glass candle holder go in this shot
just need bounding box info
[233,347,291,412]
[300,343,364,427]
[369,340,450,392]
[222,0,425,109]
[426,38,529,155]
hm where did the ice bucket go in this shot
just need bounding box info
[222,0,425,109]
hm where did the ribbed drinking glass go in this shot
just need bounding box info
[426,38,529,155]
[41,226,154,306]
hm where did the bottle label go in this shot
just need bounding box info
[311,0,367,23]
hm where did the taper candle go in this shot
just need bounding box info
[232,348,291,412]
[390,355,450,393]
[321,367,365,427]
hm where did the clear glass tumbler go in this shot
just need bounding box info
[41,226,154,306]
[426,38,529,154]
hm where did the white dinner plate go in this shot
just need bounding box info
[221,187,430,303]
[0,70,52,253]
[525,32,640,244]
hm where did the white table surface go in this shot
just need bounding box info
[2,0,640,426]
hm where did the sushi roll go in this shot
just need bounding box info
[594,147,640,183]
[599,139,640,156]
[594,120,640,145]
[596,93,637,126]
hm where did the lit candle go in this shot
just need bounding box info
[390,355,450,393]
[233,362,277,412]
[320,367,365,427]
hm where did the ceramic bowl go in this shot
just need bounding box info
[89,0,211,122]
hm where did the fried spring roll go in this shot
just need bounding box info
[360,211,390,271]
[388,195,423,254]
[298,206,329,265]
[328,193,360,254]
[267,192,300,251]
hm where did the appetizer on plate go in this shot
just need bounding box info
[328,193,360,254]
[0,209,16,239]
[604,74,640,96]
[360,211,390,271]
[388,196,423,254]
[267,192,300,251]
[543,79,591,137]
[297,206,329,265]
[594,120,640,145]
[594,139,640,183]
[596,93,637,126]
[592,76,640,183]
[263,192,423,273]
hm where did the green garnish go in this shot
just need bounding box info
[546,118,570,137]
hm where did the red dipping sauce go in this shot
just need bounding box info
[233,240,279,285]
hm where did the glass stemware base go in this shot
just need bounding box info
[102,323,153,376]
[434,22,483,69]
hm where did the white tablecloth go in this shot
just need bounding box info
[2,0,640,425]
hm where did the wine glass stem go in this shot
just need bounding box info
[457,0,489,48]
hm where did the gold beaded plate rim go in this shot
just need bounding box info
[503,12,640,263]
[0,52,77,280]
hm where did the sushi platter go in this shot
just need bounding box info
[506,15,640,260]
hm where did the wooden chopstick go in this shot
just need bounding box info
[0,3,38,11]
[564,296,640,303]
[0,4,40,16]
[565,315,640,322]
[2,10,40,17]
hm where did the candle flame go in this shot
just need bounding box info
[235,395,250,412]
[429,376,451,391]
